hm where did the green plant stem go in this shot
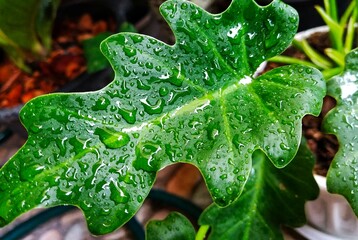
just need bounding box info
[269,56,320,69]
[195,225,210,240]
[322,66,343,79]
[324,48,345,67]
[296,39,334,69]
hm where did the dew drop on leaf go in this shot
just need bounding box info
[279,142,290,151]
[123,46,136,57]
[134,142,161,172]
[94,127,130,149]
[118,107,137,124]
[29,124,43,134]
[140,98,165,115]
[109,181,130,204]
[226,186,234,195]
[137,195,143,203]
[159,86,169,96]
[56,188,73,201]
[92,97,110,111]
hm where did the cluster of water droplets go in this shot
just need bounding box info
[323,70,358,208]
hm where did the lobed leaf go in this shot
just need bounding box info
[199,142,319,240]
[323,48,358,216]
[146,212,195,240]
[0,0,325,235]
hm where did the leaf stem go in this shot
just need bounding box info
[269,56,320,69]
[195,225,210,240]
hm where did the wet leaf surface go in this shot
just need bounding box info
[199,142,319,240]
[323,48,358,216]
[146,212,195,240]
[0,0,325,235]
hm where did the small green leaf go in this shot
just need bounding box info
[0,0,325,235]
[199,142,319,240]
[119,22,137,33]
[146,212,195,240]
[83,32,112,73]
[323,48,358,216]
[83,23,138,73]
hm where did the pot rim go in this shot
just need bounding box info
[295,25,329,41]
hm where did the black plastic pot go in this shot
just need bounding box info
[0,0,149,137]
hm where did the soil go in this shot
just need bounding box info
[265,31,339,176]
[0,8,116,108]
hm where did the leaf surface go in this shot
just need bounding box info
[146,212,195,240]
[323,48,358,216]
[199,142,319,240]
[0,0,325,235]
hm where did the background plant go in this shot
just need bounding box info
[269,0,358,219]
[0,0,60,72]
[270,0,357,79]
[0,0,330,239]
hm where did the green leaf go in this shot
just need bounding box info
[83,32,112,73]
[83,23,137,73]
[0,0,60,69]
[146,212,195,240]
[323,48,358,216]
[0,0,325,235]
[199,142,319,240]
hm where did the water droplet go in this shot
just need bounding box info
[141,98,165,115]
[134,142,162,172]
[208,126,220,140]
[167,87,191,105]
[29,124,43,134]
[165,144,176,162]
[145,62,154,69]
[136,79,151,90]
[137,195,143,203]
[118,107,137,124]
[220,174,228,180]
[92,97,110,111]
[95,127,130,149]
[123,46,136,57]
[279,142,290,151]
[159,87,169,96]
[56,188,73,201]
[110,181,129,204]
[237,175,245,181]
[131,35,143,43]
[226,186,234,195]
